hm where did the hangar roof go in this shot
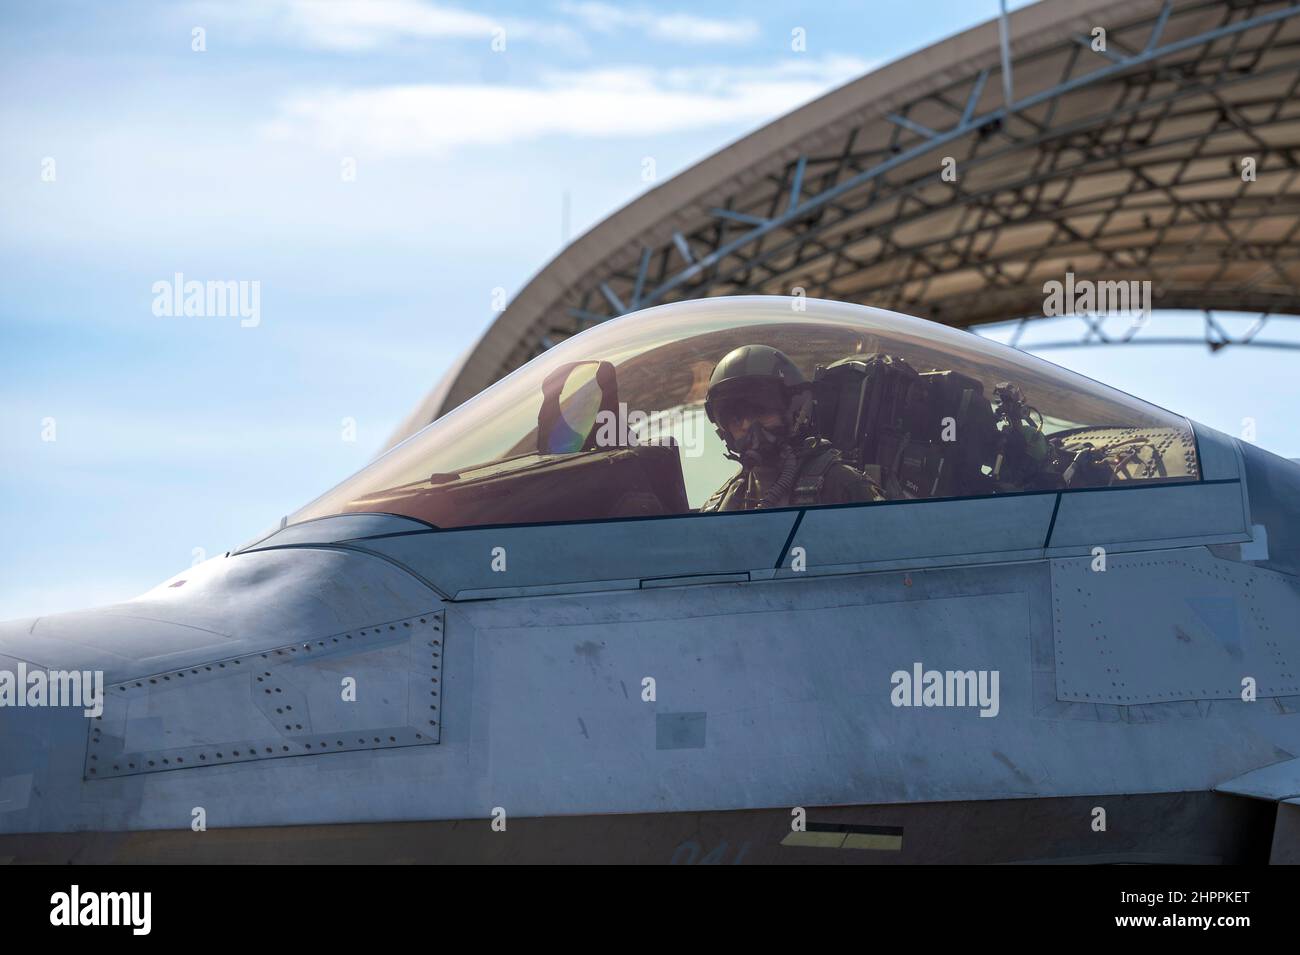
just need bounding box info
[389,0,1300,449]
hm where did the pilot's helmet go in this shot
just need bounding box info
[704,345,807,452]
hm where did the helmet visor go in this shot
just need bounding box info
[710,379,786,433]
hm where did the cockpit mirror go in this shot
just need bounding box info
[537,360,619,454]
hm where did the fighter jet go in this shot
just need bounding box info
[2,295,1297,864]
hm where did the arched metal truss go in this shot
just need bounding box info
[390,0,1300,447]
[982,308,1300,350]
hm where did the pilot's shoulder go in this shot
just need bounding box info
[823,456,887,502]
[698,474,742,512]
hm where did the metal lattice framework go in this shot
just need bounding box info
[390,0,1300,447]
[983,306,1300,349]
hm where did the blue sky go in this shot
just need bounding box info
[2,0,1296,621]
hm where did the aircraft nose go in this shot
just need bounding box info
[0,605,236,686]
[0,605,237,826]
[0,644,98,835]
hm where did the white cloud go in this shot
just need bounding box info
[197,0,756,54]
[558,2,760,45]
[198,0,583,52]
[282,0,500,50]
[261,56,872,158]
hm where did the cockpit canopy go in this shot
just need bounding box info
[288,297,1199,530]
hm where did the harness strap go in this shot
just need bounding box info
[791,448,839,506]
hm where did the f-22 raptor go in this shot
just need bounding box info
[2,296,1298,864]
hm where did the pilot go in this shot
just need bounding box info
[698,344,885,511]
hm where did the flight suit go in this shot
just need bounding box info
[699,437,886,511]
